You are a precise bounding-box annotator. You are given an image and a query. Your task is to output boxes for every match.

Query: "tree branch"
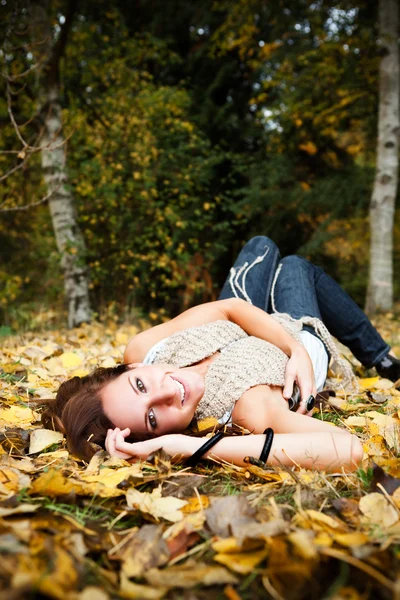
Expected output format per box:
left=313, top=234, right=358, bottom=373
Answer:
left=0, top=181, right=61, bottom=212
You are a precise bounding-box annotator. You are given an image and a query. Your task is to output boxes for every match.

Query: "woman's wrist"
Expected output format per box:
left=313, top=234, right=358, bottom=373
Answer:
left=160, top=434, right=202, bottom=458
left=288, top=340, right=305, bottom=357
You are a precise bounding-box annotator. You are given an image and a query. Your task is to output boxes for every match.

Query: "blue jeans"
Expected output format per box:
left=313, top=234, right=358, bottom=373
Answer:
left=218, top=236, right=390, bottom=368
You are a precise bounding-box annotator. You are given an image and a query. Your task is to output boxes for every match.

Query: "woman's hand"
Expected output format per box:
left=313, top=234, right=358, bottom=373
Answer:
left=105, top=427, right=195, bottom=460
left=283, top=344, right=317, bottom=414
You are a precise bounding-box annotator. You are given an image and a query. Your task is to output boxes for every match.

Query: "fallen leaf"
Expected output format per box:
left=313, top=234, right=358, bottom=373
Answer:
left=145, top=561, right=238, bottom=588
left=292, top=509, right=348, bottom=534
left=370, top=463, right=400, bottom=495
left=126, top=486, right=187, bottom=522
left=120, top=573, right=167, bottom=599
left=334, top=532, right=370, bottom=548
left=332, top=498, right=361, bottom=528
left=78, top=587, right=110, bottom=600
left=358, top=377, right=382, bottom=390
left=287, top=529, right=317, bottom=559
left=59, top=351, right=83, bottom=369
left=116, top=524, right=169, bottom=579
left=214, top=547, right=268, bottom=574
left=0, top=406, right=39, bottom=428
left=29, top=428, right=64, bottom=454
left=359, top=493, right=399, bottom=528
left=0, top=503, right=39, bottom=517
left=0, top=466, right=31, bottom=496
left=205, top=495, right=256, bottom=538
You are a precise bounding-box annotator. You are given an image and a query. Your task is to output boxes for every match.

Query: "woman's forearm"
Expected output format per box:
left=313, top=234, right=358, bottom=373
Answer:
left=221, top=298, right=302, bottom=356
left=172, top=432, right=363, bottom=473
left=107, top=428, right=363, bottom=473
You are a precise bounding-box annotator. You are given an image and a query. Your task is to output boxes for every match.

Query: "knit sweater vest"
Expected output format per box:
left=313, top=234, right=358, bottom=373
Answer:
left=144, top=314, right=353, bottom=421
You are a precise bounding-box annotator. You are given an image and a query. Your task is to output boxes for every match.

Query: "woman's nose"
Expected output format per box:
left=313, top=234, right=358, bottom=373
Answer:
left=150, top=376, right=176, bottom=406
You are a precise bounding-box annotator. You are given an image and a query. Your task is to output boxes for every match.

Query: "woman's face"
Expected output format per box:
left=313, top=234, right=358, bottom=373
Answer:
left=101, top=363, right=205, bottom=436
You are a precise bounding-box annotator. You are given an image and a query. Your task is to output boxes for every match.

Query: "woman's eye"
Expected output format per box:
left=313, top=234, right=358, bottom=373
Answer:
left=136, top=378, right=146, bottom=393
left=148, top=409, right=157, bottom=429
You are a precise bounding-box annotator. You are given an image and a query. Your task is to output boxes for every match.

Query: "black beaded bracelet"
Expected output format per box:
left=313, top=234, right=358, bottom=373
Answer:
left=259, top=428, right=274, bottom=464
left=186, top=431, right=225, bottom=467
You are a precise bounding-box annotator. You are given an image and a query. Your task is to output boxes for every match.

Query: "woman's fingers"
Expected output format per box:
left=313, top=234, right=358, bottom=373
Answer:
left=282, top=372, right=295, bottom=400
left=106, top=427, right=132, bottom=459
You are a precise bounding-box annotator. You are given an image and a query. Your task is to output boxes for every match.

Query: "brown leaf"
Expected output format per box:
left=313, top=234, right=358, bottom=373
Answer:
left=205, top=495, right=256, bottom=538
left=332, top=498, right=361, bottom=528
left=116, top=524, right=169, bottom=579
left=0, top=428, right=31, bottom=455
left=370, top=463, right=400, bottom=495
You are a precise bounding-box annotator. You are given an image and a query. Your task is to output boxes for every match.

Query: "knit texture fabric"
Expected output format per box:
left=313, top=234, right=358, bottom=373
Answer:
left=145, top=316, right=324, bottom=421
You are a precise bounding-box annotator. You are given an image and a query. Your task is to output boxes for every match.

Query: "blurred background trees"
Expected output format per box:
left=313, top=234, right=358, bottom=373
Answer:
left=0, top=0, right=399, bottom=329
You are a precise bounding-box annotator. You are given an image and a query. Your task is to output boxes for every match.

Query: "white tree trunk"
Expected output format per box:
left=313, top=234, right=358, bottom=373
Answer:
left=366, top=0, right=399, bottom=314
left=31, top=0, right=91, bottom=327
left=41, top=85, right=91, bottom=328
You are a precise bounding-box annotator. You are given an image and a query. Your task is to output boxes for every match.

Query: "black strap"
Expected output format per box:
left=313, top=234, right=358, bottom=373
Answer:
left=186, top=431, right=225, bottom=467
left=259, top=428, right=274, bottom=464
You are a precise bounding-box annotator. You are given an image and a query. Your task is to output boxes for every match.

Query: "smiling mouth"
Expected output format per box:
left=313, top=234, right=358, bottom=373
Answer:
left=172, top=378, right=186, bottom=405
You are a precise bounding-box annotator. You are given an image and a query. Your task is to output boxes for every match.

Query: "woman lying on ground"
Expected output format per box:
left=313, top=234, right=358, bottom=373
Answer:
left=43, top=237, right=400, bottom=473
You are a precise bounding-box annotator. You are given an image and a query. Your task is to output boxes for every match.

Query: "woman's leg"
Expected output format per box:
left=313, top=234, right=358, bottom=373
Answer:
left=273, top=255, right=390, bottom=368
left=218, top=236, right=281, bottom=311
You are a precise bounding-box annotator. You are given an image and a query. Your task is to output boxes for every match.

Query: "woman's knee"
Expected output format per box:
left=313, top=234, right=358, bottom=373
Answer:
left=280, top=255, right=309, bottom=269
left=242, top=236, right=279, bottom=257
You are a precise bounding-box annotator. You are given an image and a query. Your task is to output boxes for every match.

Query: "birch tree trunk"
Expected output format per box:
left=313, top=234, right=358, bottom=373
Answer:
left=31, top=0, right=91, bottom=328
left=365, top=0, right=399, bottom=314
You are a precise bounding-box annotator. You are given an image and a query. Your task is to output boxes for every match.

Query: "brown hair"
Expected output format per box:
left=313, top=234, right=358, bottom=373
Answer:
left=42, top=364, right=131, bottom=462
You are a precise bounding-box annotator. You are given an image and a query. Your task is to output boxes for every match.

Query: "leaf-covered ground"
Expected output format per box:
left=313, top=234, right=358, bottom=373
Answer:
left=1, top=312, right=400, bottom=600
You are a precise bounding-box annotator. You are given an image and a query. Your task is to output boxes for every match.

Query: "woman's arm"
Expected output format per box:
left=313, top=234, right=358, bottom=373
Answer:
left=124, top=298, right=316, bottom=400
left=105, top=427, right=363, bottom=473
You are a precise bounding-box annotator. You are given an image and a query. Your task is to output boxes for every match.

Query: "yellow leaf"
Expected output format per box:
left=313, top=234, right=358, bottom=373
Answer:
left=299, top=141, right=318, bottom=155
left=214, top=547, right=268, bottom=574
left=30, top=468, right=127, bottom=498
left=126, top=486, right=188, bottom=523
left=60, top=352, right=83, bottom=369
left=334, top=532, right=369, bottom=547
left=181, top=495, right=210, bottom=514
left=212, top=537, right=242, bottom=554
left=116, top=331, right=129, bottom=345
left=358, top=377, right=380, bottom=390
left=0, top=467, right=31, bottom=496
left=287, top=530, right=317, bottom=559
left=293, top=510, right=348, bottom=534
left=80, top=465, right=143, bottom=489
left=0, top=406, right=39, bottom=427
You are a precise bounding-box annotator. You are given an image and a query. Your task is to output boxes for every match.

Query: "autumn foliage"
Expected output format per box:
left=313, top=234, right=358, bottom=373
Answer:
left=1, top=1, right=399, bottom=328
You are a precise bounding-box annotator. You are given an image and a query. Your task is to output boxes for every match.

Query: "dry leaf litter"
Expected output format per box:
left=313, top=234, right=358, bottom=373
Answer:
left=0, top=313, right=400, bottom=599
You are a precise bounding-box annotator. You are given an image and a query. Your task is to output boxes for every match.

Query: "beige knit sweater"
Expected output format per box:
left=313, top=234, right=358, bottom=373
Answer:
left=144, top=315, right=352, bottom=421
